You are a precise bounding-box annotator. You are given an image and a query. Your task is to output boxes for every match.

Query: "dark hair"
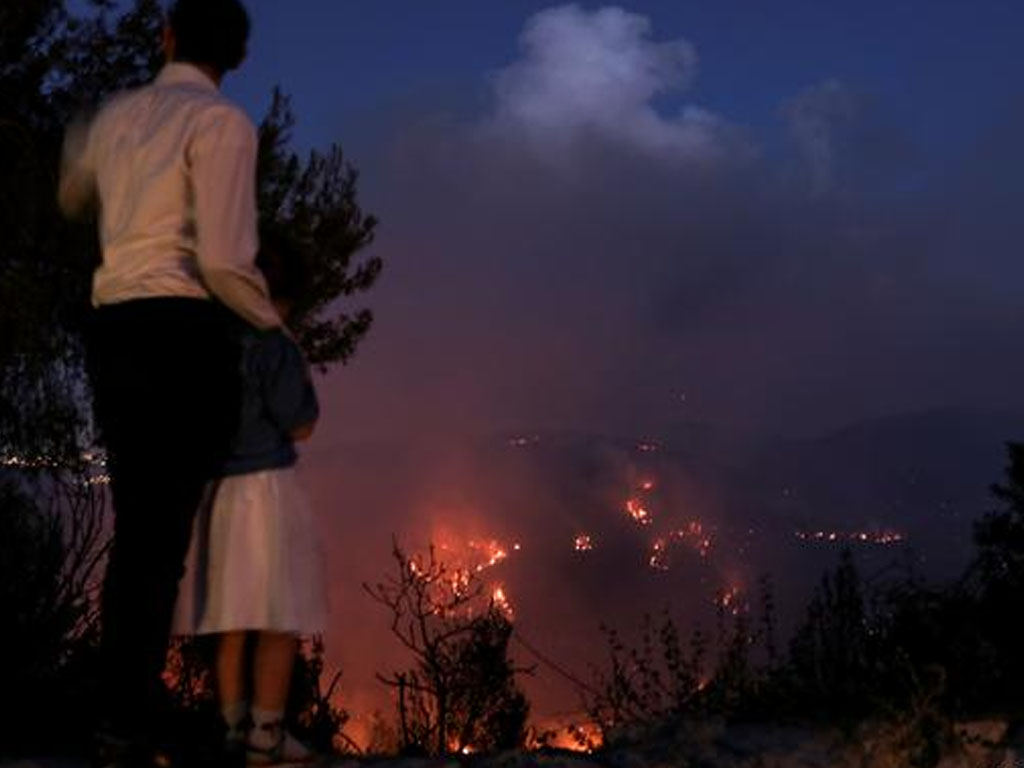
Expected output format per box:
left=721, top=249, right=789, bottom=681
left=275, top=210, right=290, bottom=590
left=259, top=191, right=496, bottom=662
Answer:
left=168, top=0, right=250, bottom=75
left=257, top=227, right=312, bottom=305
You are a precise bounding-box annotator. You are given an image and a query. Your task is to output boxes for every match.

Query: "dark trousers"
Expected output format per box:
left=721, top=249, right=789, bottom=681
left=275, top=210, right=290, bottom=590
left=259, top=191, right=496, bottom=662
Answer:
left=87, top=298, right=240, bottom=737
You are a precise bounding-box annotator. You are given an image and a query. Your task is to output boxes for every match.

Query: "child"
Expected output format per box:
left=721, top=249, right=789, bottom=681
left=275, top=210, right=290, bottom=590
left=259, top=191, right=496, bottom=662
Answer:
left=174, top=230, right=327, bottom=765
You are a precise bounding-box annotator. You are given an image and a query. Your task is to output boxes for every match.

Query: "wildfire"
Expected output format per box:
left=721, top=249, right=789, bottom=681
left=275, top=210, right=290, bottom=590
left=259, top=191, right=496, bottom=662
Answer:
left=574, top=534, right=593, bottom=552
left=636, top=518, right=717, bottom=571
left=668, top=522, right=713, bottom=559
left=433, top=533, right=519, bottom=576
left=622, top=467, right=717, bottom=569
left=468, top=538, right=509, bottom=571
left=447, top=568, right=473, bottom=599
left=716, top=585, right=746, bottom=616
left=491, top=585, right=513, bottom=619
left=411, top=528, right=526, bottom=624
left=625, top=498, right=652, bottom=526
left=527, top=720, right=603, bottom=753
left=648, top=537, right=669, bottom=571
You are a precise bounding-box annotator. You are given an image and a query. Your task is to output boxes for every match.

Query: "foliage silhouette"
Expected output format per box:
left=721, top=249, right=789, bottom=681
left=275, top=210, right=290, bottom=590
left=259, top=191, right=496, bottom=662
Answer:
left=588, top=441, right=1024, bottom=763
left=163, top=634, right=355, bottom=757
left=364, top=540, right=531, bottom=756
left=0, top=474, right=108, bottom=755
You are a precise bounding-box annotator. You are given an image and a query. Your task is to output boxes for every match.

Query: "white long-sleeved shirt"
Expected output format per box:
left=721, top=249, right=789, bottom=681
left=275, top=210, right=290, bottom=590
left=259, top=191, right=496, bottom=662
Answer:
left=59, top=62, right=280, bottom=330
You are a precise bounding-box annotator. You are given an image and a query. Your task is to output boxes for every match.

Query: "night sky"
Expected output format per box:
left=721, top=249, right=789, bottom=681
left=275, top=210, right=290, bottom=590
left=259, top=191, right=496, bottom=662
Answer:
left=197, top=0, right=1024, bottom=737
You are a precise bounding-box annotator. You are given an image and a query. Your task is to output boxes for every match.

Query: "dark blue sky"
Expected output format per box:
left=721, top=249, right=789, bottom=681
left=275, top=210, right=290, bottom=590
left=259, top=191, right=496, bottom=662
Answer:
left=227, top=0, right=1020, bottom=157
left=210, top=1, right=1024, bottom=441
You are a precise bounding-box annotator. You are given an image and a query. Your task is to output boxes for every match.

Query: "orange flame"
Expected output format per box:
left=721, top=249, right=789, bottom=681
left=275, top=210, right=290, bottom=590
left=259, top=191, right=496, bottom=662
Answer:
left=492, top=585, right=514, bottom=619
left=625, top=498, right=652, bottom=526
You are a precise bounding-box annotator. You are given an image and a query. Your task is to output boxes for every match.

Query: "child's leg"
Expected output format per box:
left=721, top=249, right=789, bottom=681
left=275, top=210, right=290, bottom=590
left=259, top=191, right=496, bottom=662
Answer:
left=216, top=631, right=248, bottom=740
left=252, top=631, right=298, bottom=712
left=249, top=632, right=315, bottom=761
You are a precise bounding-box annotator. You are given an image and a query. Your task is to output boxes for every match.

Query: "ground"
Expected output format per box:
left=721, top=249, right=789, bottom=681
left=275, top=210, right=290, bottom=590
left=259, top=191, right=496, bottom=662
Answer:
left=2, top=719, right=1021, bottom=768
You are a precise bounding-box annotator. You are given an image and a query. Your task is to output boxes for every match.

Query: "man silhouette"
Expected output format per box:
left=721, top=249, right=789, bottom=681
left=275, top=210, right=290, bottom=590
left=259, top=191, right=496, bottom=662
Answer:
left=59, top=1, right=279, bottom=764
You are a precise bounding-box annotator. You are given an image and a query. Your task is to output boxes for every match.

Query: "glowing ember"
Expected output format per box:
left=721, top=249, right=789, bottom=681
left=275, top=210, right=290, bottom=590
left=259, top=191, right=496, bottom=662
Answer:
left=418, top=532, right=523, bottom=619
left=528, top=720, right=603, bottom=753
left=625, top=498, right=652, bottom=526
left=715, top=585, right=746, bottom=616
left=639, top=479, right=655, bottom=492
left=664, top=522, right=714, bottom=559
left=492, top=585, right=514, bottom=619
left=636, top=441, right=659, bottom=453
left=648, top=537, right=669, bottom=571
left=448, top=568, right=472, bottom=598
left=528, top=720, right=598, bottom=753
left=574, top=534, right=593, bottom=552
left=468, top=538, right=509, bottom=571
left=435, top=534, right=519, bottom=575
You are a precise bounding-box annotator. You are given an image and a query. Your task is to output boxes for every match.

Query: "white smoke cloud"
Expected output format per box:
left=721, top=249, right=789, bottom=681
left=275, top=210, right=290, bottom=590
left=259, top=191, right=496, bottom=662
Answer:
left=486, top=4, right=736, bottom=161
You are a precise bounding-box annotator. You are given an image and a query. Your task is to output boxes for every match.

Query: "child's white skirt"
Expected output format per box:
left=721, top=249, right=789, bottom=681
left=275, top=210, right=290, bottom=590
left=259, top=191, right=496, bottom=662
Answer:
left=173, top=467, right=327, bottom=635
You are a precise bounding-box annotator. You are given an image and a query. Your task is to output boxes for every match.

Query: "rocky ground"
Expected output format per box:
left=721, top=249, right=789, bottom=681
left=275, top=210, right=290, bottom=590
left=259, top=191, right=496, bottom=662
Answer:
left=3, top=718, right=1020, bottom=768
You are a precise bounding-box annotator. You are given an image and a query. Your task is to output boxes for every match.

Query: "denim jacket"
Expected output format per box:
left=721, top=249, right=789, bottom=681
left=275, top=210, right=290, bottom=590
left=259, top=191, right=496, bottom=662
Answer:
left=221, top=326, right=318, bottom=476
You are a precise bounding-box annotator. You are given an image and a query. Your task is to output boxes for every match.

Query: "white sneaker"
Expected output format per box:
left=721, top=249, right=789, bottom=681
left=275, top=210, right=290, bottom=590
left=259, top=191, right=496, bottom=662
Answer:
left=246, top=724, right=316, bottom=766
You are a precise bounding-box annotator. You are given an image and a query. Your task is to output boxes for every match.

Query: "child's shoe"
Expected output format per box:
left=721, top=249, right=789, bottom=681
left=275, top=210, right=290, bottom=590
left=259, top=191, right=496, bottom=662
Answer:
left=246, top=721, right=316, bottom=766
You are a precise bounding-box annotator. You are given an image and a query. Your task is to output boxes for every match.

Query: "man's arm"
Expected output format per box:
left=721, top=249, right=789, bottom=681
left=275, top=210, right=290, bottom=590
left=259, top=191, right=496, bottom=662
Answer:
left=58, top=113, right=97, bottom=219
left=190, top=106, right=281, bottom=330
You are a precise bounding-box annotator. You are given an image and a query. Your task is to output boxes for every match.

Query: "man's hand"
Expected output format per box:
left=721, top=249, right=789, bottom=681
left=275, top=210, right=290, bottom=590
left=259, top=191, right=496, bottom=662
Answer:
left=291, top=422, right=316, bottom=442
